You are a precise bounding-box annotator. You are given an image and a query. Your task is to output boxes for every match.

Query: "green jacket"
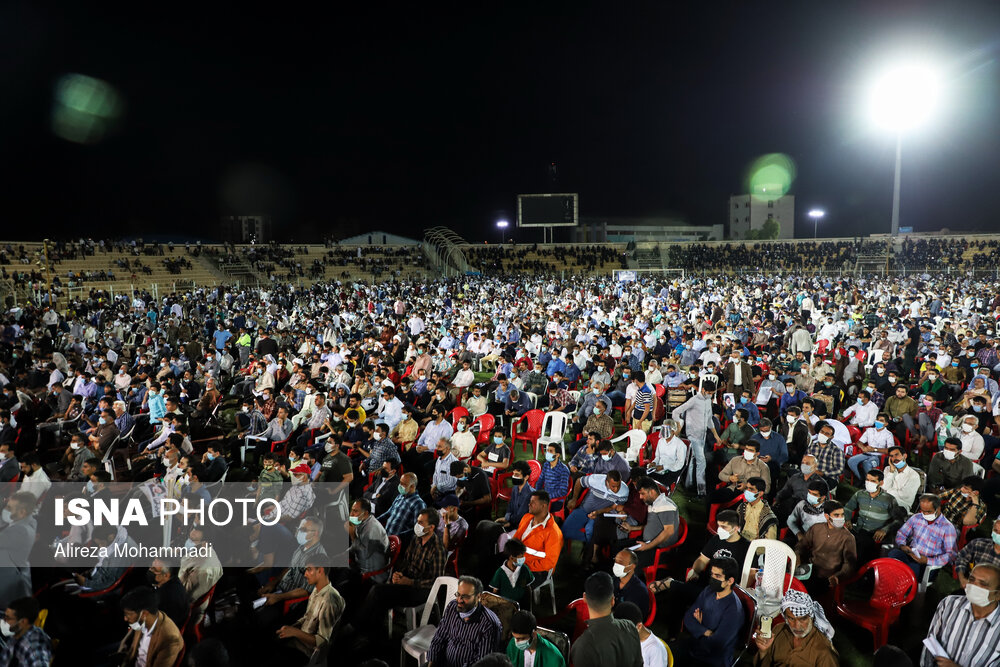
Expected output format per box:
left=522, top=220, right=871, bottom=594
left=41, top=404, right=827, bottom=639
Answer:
left=506, top=635, right=565, bottom=667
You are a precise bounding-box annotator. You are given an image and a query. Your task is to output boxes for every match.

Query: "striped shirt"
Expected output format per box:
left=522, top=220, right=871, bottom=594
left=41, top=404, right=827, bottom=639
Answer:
left=631, top=384, right=654, bottom=419
left=844, top=489, right=905, bottom=534
left=895, top=513, right=957, bottom=567
left=921, top=594, right=1000, bottom=666
left=427, top=601, right=502, bottom=667
left=580, top=473, right=630, bottom=511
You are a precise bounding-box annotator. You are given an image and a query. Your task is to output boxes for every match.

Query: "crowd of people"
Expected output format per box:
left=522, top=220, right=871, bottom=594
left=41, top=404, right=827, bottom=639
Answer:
left=1, top=243, right=1000, bottom=665
left=465, top=244, right=629, bottom=275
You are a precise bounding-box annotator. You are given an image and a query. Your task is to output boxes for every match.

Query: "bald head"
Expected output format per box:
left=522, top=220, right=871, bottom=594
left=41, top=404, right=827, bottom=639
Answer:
left=400, top=472, right=418, bottom=493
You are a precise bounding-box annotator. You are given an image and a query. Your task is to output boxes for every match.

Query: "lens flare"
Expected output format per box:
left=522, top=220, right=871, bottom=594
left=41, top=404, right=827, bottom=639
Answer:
left=747, top=153, right=796, bottom=201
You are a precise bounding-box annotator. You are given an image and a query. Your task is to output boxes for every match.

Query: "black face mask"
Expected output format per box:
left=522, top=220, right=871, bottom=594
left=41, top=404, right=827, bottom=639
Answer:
left=708, top=577, right=725, bottom=593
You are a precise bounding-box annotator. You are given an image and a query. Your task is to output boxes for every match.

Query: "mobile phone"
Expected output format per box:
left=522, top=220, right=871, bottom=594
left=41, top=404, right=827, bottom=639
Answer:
left=759, top=615, right=772, bottom=639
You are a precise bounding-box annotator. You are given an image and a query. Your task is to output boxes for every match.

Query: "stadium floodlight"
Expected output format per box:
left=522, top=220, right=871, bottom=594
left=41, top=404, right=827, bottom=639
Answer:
left=496, top=219, right=509, bottom=244
left=808, top=209, right=825, bottom=239
left=867, top=62, right=943, bottom=236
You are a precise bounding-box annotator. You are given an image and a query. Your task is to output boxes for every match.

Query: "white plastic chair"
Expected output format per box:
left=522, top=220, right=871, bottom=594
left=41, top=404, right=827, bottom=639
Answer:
left=536, top=412, right=571, bottom=459
left=532, top=568, right=557, bottom=616
left=399, top=576, right=460, bottom=665
left=740, top=539, right=796, bottom=618
left=611, top=429, right=647, bottom=464
left=525, top=392, right=539, bottom=409
left=918, top=564, right=944, bottom=594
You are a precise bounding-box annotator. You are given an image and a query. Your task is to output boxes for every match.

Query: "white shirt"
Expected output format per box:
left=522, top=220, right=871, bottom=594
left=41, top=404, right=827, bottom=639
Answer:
left=377, top=396, right=404, bottom=430
left=843, top=400, right=878, bottom=427
left=652, top=436, right=686, bottom=472
left=453, top=368, right=475, bottom=388
left=21, top=468, right=51, bottom=500
left=859, top=426, right=894, bottom=450
left=958, top=428, right=985, bottom=461
left=882, top=464, right=921, bottom=509
left=137, top=617, right=158, bottom=667
left=640, top=633, right=670, bottom=667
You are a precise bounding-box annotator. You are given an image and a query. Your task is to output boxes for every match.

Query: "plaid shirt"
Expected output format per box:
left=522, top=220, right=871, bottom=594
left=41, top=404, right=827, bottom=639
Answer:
left=955, top=537, right=1000, bottom=577
left=247, top=409, right=268, bottom=436
left=539, top=460, right=571, bottom=498
left=399, top=531, right=447, bottom=589
left=940, top=487, right=987, bottom=531
left=364, top=437, right=401, bottom=473
left=548, top=388, right=574, bottom=410
left=895, top=512, right=957, bottom=566
left=279, top=484, right=316, bottom=521
left=0, top=626, right=53, bottom=667
left=380, top=491, right=426, bottom=537
left=569, top=448, right=596, bottom=473
left=806, top=441, right=846, bottom=478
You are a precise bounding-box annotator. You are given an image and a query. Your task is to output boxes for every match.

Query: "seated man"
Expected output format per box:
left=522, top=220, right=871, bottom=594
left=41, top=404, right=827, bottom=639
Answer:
left=271, top=559, right=345, bottom=666
left=753, top=589, right=838, bottom=666
left=619, top=477, right=679, bottom=569
left=669, top=556, right=743, bottom=667
left=711, top=441, right=770, bottom=505
left=805, top=422, right=845, bottom=491
left=846, top=413, right=894, bottom=481
left=793, top=500, right=857, bottom=598
left=590, top=439, right=631, bottom=481
left=736, top=477, right=777, bottom=542
left=476, top=428, right=512, bottom=475
left=146, top=558, right=190, bottom=629
left=453, top=460, right=492, bottom=523
left=496, top=460, right=534, bottom=531
left=714, top=408, right=755, bottom=466
left=347, top=498, right=389, bottom=584
left=255, top=517, right=328, bottom=626
left=611, top=549, right=649, bottom=620
left=427, top=575, right=502, bottom=667
left=844, top=469, right=906, bottom=565
left=355, top=508, right=446, bottom=641
left=563, top=471, right=629, bottom=556
left=74, top=524, right=137, bottom=591
left=117, top=587, right=183, bottom=667
left=882, top=446, right=921, bottom=511
left=512, top=491, right=564, bottom=588
left=955, top=517, right=1000, bottom=588
left=0, top=596, right=54, bottom=666
left=922, top=563, right=1000, bottom=667
left=538, top=443, right=571, bottom=504
left=927, top=437, right=974, bottom=493
left=773, top=454, right=821, bottom=524
left=939, top=475, right=987, bottom=531
left=889, top=493, right=958, bottom=579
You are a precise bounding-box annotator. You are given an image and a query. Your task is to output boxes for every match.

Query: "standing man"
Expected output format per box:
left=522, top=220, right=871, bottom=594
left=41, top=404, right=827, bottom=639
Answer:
left=673, top=381, right=720, bottom=498
left=569, top=572, right=643, bottom=667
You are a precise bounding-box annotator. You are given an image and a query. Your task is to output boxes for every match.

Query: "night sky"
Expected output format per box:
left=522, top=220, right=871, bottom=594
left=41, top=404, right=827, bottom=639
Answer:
left=3, top=2, right=999, bottom=242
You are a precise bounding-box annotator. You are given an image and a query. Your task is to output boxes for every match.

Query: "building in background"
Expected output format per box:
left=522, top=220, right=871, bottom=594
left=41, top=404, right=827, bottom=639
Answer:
left=574, top=217, right=724, bottom=243
left=728, top=195, right=794, bottom=239
left=221, top=215, right=272, bottom=243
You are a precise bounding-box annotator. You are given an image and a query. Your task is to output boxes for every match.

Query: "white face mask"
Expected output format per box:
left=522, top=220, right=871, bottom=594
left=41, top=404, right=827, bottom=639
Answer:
left=743, top=450, right=755, bottom=461
left=716, top=526, right=732, bottom=541
left=0, top=620, right=13, bottom=638
left=864, top=481, right=879, bottom=494
left=611, top=563, right=630, bottom=578
left=962, top=423, right=976, bottom=433
left=413, top=522, right=426, bottom=537
left=922, top=512, right=937, bottom=522
left=830, top=517, right=846, bottom=528
left=966, top=583, right=996, bottom=607
left=786, top=415, right=796, bottom=424
left=943, top=449, right=958, bottom=460
left=759, top=430, right=771, bottom=439
left=817, top=434, right=830, bottom=444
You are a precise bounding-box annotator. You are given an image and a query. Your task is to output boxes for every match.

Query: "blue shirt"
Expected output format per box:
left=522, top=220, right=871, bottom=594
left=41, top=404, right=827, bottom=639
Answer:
left=538, top=461, right=570, bottom=499
left=504, top=482, right=534, bottom=525
left=779, top=389, right=807, bottom=415
left=726, top=401, right=760, bottom=426
left=545, top=358, right=566, bottom=378
left=147, top=392, right=167, bottom=423
left=213, top=329, right=233, bottom=350
left=683, top=585, right=744, bottom=666
left=751, top=431, right=789, bottom=466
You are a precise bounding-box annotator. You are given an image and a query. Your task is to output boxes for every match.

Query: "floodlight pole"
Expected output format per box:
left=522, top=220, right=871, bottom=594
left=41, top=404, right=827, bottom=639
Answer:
left=43, top=238, right=53, bottom=307
left=890, top=134, right=902, bottom=237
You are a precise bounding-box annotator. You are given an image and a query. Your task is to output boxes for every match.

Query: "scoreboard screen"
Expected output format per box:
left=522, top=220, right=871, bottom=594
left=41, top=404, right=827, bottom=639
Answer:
left=517, top=193, right=578, bottom=227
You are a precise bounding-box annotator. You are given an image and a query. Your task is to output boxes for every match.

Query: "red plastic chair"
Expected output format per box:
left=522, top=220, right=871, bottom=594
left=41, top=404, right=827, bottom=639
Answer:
left=566, top=598, right=590, bottom=641
left=707, top=485, right=742, bottom=535
left=654, top=384, right=666, bottom=401
left=187, top=583, right=217, bottom=641
left=269, top=433, right=293, bottom=458
left=78, top=567, right=134, bottom=599
left=472, top=413, right=495, bottom=447
left=846, top=425, right=862, bottom=443
left=645, top=585, right=657, bottom=627
left=446, top=406, right=469, bottom=429
left=643, top=517, right=688, bottom=584
left=548, top=476, right=575, bottom=521
left=834, top=557, right=917, bottom=651
left=526, top=459, right=542, bottom=487
left=492, top=470, right=515, bottom=514
left=732, top=585, right=758, bottom=658
left=959, top=520, right=981, bottom=550
left=363, top=535, right=402, bottom=581
left=511, top=409, right=545, bottom=454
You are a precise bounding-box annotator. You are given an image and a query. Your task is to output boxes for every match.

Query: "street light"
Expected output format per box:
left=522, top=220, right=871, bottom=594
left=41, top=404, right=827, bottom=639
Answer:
left=868, top=62, right=943, bottom=236
left=496, top=219, right=509, bottom=244
left=808, top=209, right=825, bottom=239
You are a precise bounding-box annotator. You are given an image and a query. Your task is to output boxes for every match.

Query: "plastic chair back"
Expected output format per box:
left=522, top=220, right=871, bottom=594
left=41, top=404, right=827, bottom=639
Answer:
left=740, top=539, right=796, bottom=614
left=536, top=627, right=570, bottom=664
left=538, top=411, right=570, bottom=443
left=479, top=591, right=519, bottom=643
left=447, top=406, right=469, bottom=428
left=870, top=558, right=918, bottom=613
left=566, top=598, right=590, bottom=640
left=419, top=576, right=460, bottom=627
left=732, top=585, right=757, bottom=662
left=526, top=460, right=542, bottom=487
left=473, top=414, right=495, bottom=445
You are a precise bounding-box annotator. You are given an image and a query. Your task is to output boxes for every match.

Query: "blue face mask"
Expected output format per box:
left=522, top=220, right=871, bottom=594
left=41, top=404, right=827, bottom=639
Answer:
left=86, top=480, right=95, bottom=494
left=545, top=452, right=556, bottom=462
left=874, top=421, right=884, bottom=429
left=206, top=453, right=215, bottom=461
left=857, top=398, right=864, bottom=406
left=807, top=494, right=821, bottom=505
left=743, top=490, right=757, bottom=503
left=952, top=361, right=959, bottom=367
left=739, top=397, right=748, bottom=404
left=993, top=531, right=1000, bottom=547
left=974, top=405, right=984, bottom=413
left=98, top=417, right=107, bottom=425
left=493, top=436, right=504, bottom=445
left=893, top=459, right=906, bottom=470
